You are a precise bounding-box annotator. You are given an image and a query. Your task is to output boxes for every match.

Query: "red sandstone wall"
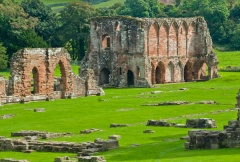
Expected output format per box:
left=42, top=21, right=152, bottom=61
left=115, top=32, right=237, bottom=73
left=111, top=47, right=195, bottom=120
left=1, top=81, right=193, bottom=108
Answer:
left=159, top=24, right=168, bottom=57
left=0, top=77, right=6, bottom=96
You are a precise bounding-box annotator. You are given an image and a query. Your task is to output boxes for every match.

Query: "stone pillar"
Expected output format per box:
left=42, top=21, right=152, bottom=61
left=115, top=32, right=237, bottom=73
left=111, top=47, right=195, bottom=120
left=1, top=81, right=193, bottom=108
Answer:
left=0, top=77, right=6, bottom=96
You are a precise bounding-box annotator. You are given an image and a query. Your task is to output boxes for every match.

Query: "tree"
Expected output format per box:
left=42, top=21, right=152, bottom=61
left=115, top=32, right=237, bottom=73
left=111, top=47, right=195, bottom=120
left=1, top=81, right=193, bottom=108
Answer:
left=58, top=1, right=95, bottom=61
left=118, top=0, right=164, bottom=18
left=0, top=0, right=38, bottom=59
left=0, top=42, right=7, bottom=70
left=21, top=0, right=60, bottom=46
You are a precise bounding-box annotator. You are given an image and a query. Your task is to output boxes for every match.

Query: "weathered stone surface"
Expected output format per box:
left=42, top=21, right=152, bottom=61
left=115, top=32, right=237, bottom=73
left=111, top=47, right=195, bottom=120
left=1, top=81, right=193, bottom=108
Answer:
left=184, top=95, right=240, bottom=150
left=1, top=48, right=103, bottom=105
left=147, top=120, right=174, bottom=127
left=0, top=158, right=29, bottom=162
left=54, top=156, right=75, bottom=162
left=34, top=108, right=45, bottom=112
left=197, top=101, right=216, bottom=104
left=186, top=118, right=217, bottom=128
left=110, top=124, right=129, bottom=128
left=78, top=156, right=106, bottom=162
left=82, top=16, right=219, bottom=88
left=143, top=130, right=155, bottom=133
left=158, top=101, right=189, bottom=106
left=11, top=130, right=73, bottom=139
left=108, top=135, right=121, bottom=140
left=0, top=114, right=15, bottom=119
left=0, top=137, right=119, bottom=154
left=80, top=128, right=102, bottom=134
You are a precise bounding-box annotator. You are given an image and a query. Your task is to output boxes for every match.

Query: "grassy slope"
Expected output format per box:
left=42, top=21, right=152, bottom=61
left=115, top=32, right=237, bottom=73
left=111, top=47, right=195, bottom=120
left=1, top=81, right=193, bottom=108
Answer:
left=0, top=51, right=240, bottom=161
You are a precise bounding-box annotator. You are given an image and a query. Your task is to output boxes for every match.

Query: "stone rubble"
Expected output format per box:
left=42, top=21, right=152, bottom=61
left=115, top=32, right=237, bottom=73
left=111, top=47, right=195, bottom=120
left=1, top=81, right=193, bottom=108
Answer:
left=80, top=128, right=102, bottom=134
left=11, top=130, right=73, bottom=139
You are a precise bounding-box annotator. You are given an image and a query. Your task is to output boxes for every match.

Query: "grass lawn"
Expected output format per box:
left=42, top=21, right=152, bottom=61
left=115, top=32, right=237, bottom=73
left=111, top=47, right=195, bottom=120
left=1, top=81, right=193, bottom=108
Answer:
left=0, top=71, right=240, bottom=161
left=0, top=51, right=240, bottom=161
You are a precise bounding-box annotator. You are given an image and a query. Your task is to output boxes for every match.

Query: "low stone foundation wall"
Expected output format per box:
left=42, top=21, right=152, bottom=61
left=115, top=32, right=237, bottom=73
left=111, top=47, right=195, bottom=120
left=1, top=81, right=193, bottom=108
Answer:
left=185, top=109, right=240, bottom=150
left=0, top=137, right=119, bottom=154
left=0, top=159, right=29, bottom=162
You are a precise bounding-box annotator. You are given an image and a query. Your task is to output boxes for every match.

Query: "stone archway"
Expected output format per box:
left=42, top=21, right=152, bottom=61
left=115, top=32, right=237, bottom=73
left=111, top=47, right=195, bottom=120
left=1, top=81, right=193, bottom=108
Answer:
left=196, top=61, right=209, bottom=80
left=31, top=67, right=39, bottom=94
left=127, top=70, right=134, bottom=86
left=184, top=61, right=193, bottom=82
left=53, top=60, right=67, bottom=92
left=155, top=62, right=165, bottom=84
left=100, top=68, right=110, bottom=85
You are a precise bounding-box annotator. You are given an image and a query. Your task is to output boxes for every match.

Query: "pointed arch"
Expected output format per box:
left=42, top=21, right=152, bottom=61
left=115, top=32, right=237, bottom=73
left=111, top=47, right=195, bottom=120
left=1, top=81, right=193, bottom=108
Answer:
left=169, top=22, right=178, bottom=56
left=166, top=62, right=174, bottom=82
left=195, top=60, right=209, bottom=80
left=31, top=67, right=40, bottom=94
left=178, top=21, right=187, bottom=56
left=148, top=22, right=159, bottom=56
left=187, top=21, right=196, bottom=56
left=53, top=60, right=67, bottom=93
left=100, top=68, right=110, bottom=85
left=159, top=22, right=168, bottom=57
left=127, top=70, right=134, bottom=86
left=184, top=61, right=194, bottom=82
left=155, top=61, right=165, bottom=84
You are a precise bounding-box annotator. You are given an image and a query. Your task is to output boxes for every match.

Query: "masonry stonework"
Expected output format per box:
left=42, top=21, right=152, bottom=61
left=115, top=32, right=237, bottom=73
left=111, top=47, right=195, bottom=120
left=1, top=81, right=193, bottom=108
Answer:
left=82, top=16, right=219, bottom=87
left=0, top=48, right=103, bottom=104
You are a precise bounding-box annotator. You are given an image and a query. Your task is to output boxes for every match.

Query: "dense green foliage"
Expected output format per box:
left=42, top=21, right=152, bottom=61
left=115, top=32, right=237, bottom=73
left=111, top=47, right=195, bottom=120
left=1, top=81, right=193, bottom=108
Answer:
left=0, top=43, right=7, bottom=70
left=0, top=0, right=240, bottom=66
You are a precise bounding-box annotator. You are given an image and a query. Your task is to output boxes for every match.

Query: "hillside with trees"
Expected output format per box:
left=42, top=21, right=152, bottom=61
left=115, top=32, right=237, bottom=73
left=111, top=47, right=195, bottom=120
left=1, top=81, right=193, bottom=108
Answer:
left=0, top=0, right=240, bottom=70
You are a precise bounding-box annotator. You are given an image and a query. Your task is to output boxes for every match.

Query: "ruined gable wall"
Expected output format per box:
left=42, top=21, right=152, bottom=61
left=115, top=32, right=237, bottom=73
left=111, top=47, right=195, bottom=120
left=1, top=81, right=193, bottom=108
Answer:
left=86, top=16, right=218, bottom=87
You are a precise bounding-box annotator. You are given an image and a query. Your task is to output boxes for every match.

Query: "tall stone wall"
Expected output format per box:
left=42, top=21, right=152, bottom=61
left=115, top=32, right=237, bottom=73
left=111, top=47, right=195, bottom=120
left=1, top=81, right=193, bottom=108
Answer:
left=82, top=16, right=219, bottom=87
left=1, top=48, right=103, bottom=104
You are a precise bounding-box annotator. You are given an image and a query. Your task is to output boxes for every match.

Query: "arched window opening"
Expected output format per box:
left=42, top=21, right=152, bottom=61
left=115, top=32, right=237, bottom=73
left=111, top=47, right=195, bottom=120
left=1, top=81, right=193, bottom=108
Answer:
left=100, top=68, right=110, bottom=85
left=136, top=66, right=140, bottom=78
left=118, top=67, right=122, bottom=76
left=53, top=61, right=67, bottom=92
left=102, top=34, right=111, bottom=49
left=127, top=70, right=134, bottom=86
left=31, top=67, right=39, bottom=94
left=115, top=21, right=120, bottom=31
left=94, top=22, right=98, bottom=30
left=197, top=61, right=209, bottom=80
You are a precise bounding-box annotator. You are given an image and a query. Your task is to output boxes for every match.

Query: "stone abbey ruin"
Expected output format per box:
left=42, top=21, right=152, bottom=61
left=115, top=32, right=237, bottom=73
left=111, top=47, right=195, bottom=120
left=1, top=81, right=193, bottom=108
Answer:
left=82, top=16, right=219, bottom=87
left=0, top=16, right=218, bottom=103
left=0, top=48, right=103, bottom=105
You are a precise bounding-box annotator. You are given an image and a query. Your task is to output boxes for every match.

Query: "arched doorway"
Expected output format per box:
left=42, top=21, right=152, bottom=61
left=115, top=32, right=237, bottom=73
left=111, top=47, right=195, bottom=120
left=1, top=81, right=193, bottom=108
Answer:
left=100, top=68, right=110, bottom=85
left=127, top=70, right=134, bottom=86
left=196, top=61, right=209, bottom=80
left=155, top=62, right=165, bottom=84
left=184, top=61, right=193, bottom=82
left=53, top=61, right=67, bottom=93
left=31, top=67, right=39, bottom=94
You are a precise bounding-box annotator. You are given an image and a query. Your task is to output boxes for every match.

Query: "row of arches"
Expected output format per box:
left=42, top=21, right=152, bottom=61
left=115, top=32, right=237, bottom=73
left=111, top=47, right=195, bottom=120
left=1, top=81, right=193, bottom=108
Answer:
left=148, top=21, right=202, bottom=57
left=152, top=61, right=209, bottom=84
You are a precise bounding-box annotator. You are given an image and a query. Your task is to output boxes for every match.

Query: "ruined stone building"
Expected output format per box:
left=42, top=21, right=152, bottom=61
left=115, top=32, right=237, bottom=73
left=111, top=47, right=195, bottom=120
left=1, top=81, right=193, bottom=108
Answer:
left=0, top=48, right=103, bottom=105
left=82, top=16, right=219, bottom=87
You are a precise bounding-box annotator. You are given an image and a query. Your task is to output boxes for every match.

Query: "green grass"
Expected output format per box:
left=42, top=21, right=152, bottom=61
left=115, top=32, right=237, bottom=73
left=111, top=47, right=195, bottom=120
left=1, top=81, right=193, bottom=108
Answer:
left=1, top=71, right=240, bottom=161
left=214, top=49, right=240, bottom=69
left=1, top=51, right=240, bottom=161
